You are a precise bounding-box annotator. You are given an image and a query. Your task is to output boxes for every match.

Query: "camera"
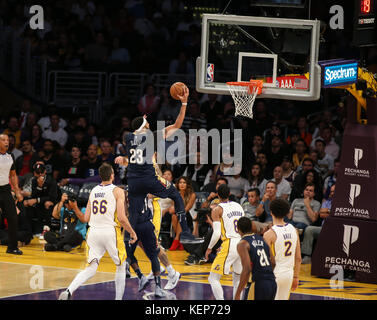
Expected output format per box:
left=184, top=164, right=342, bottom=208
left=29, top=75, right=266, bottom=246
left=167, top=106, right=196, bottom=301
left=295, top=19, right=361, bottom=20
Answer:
left=64, top=194, right=77, bottom=204
left=33, top=163, right=46, bottom=174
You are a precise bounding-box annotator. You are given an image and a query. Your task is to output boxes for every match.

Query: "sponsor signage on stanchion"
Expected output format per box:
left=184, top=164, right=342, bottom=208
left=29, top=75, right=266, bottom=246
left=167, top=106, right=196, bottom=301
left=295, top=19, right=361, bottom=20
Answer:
left=319, top=59, right=358, bottom=88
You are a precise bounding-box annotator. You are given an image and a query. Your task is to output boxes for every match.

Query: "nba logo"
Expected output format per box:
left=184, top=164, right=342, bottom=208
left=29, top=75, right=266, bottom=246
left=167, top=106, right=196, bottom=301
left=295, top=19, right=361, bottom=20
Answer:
left=206, top=63, right=214, bottom=82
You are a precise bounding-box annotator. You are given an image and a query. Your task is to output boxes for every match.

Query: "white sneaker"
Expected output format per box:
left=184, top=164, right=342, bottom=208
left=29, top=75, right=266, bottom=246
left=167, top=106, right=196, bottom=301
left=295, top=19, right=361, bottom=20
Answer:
left=146, top=265, right=166, bottom=281
left=164, top=271, right=181, bottom=290
left=155, top=286, right=166, bottom=298
left=58, top=289, right=71, bottom=300
left=138, top=275, right=149, bottom=292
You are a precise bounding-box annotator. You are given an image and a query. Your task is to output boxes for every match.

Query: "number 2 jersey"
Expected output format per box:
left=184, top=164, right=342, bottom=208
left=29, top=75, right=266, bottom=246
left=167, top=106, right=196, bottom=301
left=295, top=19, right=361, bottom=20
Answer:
left=271, top=223, right=298, bottom=275
left=88, top=183, right=120, bottom=228
left=243, top=234, right=275, bottom=282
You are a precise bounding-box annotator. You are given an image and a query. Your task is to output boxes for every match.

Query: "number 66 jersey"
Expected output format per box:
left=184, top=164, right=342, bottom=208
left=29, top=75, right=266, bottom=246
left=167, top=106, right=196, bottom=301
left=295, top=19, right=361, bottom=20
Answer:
left=88, top=184, right=119, bottom=228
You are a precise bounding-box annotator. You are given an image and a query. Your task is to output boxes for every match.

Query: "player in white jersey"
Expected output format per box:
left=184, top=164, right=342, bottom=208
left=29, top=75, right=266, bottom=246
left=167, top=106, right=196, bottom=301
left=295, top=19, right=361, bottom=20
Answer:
left=205, top=184, right=245, bottom=300
left=263, top=198, right=301, bottom=300
left=59, top=163, right=137, bottom=300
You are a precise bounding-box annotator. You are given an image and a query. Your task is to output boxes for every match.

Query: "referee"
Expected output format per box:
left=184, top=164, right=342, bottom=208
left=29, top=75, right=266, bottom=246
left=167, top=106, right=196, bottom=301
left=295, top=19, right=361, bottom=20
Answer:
left=0, top=134, right=23, bottom=254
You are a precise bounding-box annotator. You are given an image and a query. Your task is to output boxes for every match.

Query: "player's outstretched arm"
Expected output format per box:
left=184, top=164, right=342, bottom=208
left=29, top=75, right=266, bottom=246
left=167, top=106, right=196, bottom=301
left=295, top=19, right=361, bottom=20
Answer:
left=114, top=187, right=137, bottom=244
left=114, top=155, right=129, bottom=167
left=235, top=240, right=252, bottom=300
left=164, top=85, right=189, bottom=139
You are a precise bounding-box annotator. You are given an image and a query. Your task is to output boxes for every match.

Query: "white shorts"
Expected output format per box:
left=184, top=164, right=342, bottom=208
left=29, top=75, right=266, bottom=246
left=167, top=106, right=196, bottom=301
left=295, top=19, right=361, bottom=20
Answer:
left=86, top=226, right=126, bottom=266
left=211, top=238, right=242, bottom=275
left=274, top=270, right=293, bottom=300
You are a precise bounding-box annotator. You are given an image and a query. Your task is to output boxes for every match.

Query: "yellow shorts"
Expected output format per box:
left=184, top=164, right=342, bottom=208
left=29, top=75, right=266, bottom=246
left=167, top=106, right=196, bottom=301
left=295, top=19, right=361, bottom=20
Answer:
left=210, top=238, right=242, bottom=275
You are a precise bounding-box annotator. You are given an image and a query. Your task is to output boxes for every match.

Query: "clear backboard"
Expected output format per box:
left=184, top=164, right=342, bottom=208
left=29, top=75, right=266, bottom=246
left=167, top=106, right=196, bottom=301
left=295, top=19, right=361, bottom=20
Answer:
left=196, top=14, right=322, bottom=101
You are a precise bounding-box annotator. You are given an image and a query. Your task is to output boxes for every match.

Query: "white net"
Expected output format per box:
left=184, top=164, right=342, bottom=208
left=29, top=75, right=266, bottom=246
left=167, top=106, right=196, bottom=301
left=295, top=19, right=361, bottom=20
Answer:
left=227, top=82, right=261, bottom=119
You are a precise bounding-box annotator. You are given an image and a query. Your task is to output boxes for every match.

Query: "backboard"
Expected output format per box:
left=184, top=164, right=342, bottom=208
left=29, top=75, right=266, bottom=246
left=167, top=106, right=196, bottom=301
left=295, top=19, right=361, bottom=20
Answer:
left=196, top=14, right=322, bottom=101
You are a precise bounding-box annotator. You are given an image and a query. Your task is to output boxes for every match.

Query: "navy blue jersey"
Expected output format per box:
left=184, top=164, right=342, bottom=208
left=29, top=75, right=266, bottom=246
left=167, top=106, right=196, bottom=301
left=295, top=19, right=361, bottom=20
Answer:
left=243, top=234, right=275, bottom=282
left=125, top=132, right=157, bottom=178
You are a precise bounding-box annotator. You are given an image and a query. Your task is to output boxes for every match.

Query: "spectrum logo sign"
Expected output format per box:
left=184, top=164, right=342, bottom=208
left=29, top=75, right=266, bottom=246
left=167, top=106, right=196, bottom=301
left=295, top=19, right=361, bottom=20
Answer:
left=319, top=59, right=358, bottom=88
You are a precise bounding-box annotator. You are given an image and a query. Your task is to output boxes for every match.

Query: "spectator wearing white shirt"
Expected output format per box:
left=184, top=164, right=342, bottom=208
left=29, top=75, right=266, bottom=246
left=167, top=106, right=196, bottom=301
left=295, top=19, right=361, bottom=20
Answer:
left=38, top=106, right=67, bottom=132
left=272, top=166, right=291, bottom=201
left=311, top=126, right=340, bottom=160
left=42, top=113, right=68, bottom=148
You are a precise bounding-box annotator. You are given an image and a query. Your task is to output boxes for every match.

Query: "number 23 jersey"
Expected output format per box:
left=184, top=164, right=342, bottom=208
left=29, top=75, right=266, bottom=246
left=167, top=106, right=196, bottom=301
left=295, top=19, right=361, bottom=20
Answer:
left=271, top=223, right=298, bottom=274
left=88, top=184, right=119, bottom=228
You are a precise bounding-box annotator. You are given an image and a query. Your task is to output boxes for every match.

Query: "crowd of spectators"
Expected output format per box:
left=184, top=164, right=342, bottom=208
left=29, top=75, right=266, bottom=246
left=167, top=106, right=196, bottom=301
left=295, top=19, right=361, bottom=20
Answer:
left=0, top=0, right=360, bottom=263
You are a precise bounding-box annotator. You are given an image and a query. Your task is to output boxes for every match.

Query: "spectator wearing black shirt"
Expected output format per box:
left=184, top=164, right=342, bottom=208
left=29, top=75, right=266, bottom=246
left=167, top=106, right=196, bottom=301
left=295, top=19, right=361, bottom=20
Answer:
left=39, top=139, right=61, bottom=181
left=30, top=124, right=45, bottom=152
left=23, top=163, right=58, bottom=236
left=81, top=144, right=102, bottom=178
left=265, top=135, right=288, bottom=175
left=61, top=145, right=86, bottom=180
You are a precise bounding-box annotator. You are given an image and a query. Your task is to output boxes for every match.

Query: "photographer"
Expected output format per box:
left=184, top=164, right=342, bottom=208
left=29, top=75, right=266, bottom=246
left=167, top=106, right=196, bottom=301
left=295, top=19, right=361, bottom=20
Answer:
left=44, top=193, right=87, bottom=252
left=23, top=163, right=58, bottom=237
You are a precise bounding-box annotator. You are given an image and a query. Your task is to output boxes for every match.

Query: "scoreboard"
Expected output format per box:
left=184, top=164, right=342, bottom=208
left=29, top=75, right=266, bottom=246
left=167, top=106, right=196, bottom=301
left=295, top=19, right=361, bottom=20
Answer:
left=353, top=0, right=377, bottom=46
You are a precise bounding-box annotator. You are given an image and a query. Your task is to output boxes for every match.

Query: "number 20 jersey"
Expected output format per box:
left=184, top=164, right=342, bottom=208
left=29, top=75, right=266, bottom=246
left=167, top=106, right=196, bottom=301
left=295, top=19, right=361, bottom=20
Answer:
left=271, top=223, right=298, bottom=274
left=88, top=184, right=119, bottom=228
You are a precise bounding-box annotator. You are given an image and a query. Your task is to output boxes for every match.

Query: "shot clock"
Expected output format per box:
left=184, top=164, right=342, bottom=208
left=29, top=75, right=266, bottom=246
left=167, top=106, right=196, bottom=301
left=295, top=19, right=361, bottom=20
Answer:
left=353, top=0, right=377, bottom=46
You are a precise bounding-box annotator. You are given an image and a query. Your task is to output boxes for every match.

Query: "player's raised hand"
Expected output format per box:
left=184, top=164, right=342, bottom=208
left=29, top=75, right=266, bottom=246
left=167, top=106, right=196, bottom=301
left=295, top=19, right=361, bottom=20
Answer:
left=115, top=156, right=126, bottom=165
left=177, top=85, right=189, bottom=104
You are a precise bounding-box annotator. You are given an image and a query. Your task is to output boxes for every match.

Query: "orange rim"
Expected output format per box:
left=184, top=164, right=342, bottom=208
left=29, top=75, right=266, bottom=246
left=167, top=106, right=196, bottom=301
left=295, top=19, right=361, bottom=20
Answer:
left=226, top=80, right=263, bottom=94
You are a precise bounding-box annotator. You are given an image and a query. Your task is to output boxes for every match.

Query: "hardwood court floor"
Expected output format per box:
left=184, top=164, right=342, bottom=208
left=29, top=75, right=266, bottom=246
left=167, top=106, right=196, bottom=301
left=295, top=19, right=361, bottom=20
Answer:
left=0, top=238, right=376, bottom=300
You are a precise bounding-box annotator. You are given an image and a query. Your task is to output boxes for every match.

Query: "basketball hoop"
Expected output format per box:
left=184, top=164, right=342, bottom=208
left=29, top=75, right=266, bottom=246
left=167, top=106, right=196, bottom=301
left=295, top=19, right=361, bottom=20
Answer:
left=227, top=80, right=263, bottom=119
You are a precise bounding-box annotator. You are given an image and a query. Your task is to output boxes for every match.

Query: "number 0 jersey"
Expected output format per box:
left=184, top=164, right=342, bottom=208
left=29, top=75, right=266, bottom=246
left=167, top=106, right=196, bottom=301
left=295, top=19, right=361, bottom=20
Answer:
left=271, top=223, right=298, bottom=274
left=218, top=201, right=245, bottom=240
left=88, top=184, right=119, bottom=228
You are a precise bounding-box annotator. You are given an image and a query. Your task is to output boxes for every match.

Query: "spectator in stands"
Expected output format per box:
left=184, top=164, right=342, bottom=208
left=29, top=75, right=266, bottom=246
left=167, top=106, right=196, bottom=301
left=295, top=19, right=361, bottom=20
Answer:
left=181, top=101, right=207, bottom=133
left=292, top=138, right=309, bottom=171
left=281, top=156, right=295, bottom=187
left=265, top=135, right=288, bottom=174
left=107, top=36, right=130, bottom=67
left=169, top=51, right=194, bottom=74
left=253, top=100, right=274, bottom=135
left=290, top=157, right=315, bottom=202
left=272, top=166, right=291, bottom=201
left=137, top=83, right=160, bottom=116
left=247, top=162, right=268, bottom=196
left=15, top=139, right=40, bottom=177
left=323, top=158, right=340, bottom=200
left=287, top=116, right=312, bottom=147
left=18, top=99, right=33, bottom=129
left=98, top=139, right=116, bottom=168
left=285, top=129, right=300, bottom=158
left=256, top=150, right=272, bottom=180
left=182, top=151, right=211, bottom=191
left=200, top=94, right=224, bottom=127
left=38, top=105, right=67, bottom=132
left=81, top=144, right=102, bottom=178
left=84, top=31, right=108, bottom=69
left=301, top=184, right=335, bottom=264
left=39, top=139, right=60, bottom=181
left=23, top=163, right=58, bottom=237
left=20, top=112, right=39, bottom=142
left=2, top=116, right=21, bottom=148
left=254, top=180, right=278, bottom=233
left=65, top=127, right=90, bottom=154
left=251, top=134, right=264, bottom=161
left=7, top=134, right=22, bottom=160
left=242, top=188, right=260, bottom=221
left=30, top=124, right=45, bottom=152
left=201, top=177, right=237, bottom=207
left=287, top=182, right=321, bottom=236
left=60, top=145, right=85, bottom=182
left=42, top=112, right=68, bottom=148
left=157, top=99, right=181, bottom=122
left=86, top=124, right=99, bottom=146
left=311, top=126, right=340, bottom=160
left=226, top=163, right=249, bottom=201
left=315, top=138, right=334, bottom=179
left=44, top=193, right=87, bottom=252
left=169, top=177, right=196, bottom=251
left=211, top=153, right=235, bottom=180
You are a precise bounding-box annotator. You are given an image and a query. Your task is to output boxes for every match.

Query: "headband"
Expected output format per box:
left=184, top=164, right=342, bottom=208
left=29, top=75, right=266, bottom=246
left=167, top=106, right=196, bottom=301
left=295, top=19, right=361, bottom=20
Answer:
left=135, top=117, right=147, bottom=132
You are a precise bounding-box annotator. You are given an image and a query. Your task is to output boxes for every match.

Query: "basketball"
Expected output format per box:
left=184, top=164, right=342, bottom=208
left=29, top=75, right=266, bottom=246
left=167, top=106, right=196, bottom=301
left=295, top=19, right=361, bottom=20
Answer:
left=170, top=82, right=187, bottom=100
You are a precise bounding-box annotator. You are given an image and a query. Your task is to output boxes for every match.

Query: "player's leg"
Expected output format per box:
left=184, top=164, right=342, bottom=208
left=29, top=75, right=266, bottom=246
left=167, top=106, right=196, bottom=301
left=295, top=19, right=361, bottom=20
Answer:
left=254, top=279, right=277, bottom=300
left=229, top=239, right=242, bottom=299
left=106, top=226, right=128, bottom=300
left=159, top=246, right=181, bottom=290
left=274, top=272, right=293, bottom=300
left=59, top=228, right=104, bottom=299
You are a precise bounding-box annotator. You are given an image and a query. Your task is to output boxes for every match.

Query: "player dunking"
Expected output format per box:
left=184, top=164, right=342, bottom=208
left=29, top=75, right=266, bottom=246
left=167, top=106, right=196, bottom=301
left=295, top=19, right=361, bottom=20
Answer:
left=59, top=163, right=137, bottom=300
left=205, top=184, right=245, bottom=300
left=263, top=198, right=301, bottom=300
left=235, top=217, right=277, bottom=300
left=115, top=85, right=202, bottom=244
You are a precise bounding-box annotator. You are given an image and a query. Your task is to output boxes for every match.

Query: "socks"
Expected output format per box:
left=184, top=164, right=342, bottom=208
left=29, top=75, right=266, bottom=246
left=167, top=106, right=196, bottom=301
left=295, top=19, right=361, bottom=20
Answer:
left=232, top=273, right=241, bottom=300
left=115, top=264, right=126, bottom=300
left=208, top=272, right=224, bottom=300
left=154, top=275, right=162, bottom=288
left=135, top=269, right=143, bottom=279
left=166, top=265, right=175, bottom=277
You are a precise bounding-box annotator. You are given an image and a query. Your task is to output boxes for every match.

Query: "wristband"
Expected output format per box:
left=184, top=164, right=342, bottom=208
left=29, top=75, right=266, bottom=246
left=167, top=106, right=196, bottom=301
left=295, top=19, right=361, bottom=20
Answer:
left=182, top=102, right=187, bottom=106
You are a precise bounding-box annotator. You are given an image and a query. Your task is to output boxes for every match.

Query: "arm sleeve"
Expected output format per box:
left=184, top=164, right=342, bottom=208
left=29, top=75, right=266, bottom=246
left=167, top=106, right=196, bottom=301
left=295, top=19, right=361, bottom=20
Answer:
left=208, top=221, right=222, bottom=250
